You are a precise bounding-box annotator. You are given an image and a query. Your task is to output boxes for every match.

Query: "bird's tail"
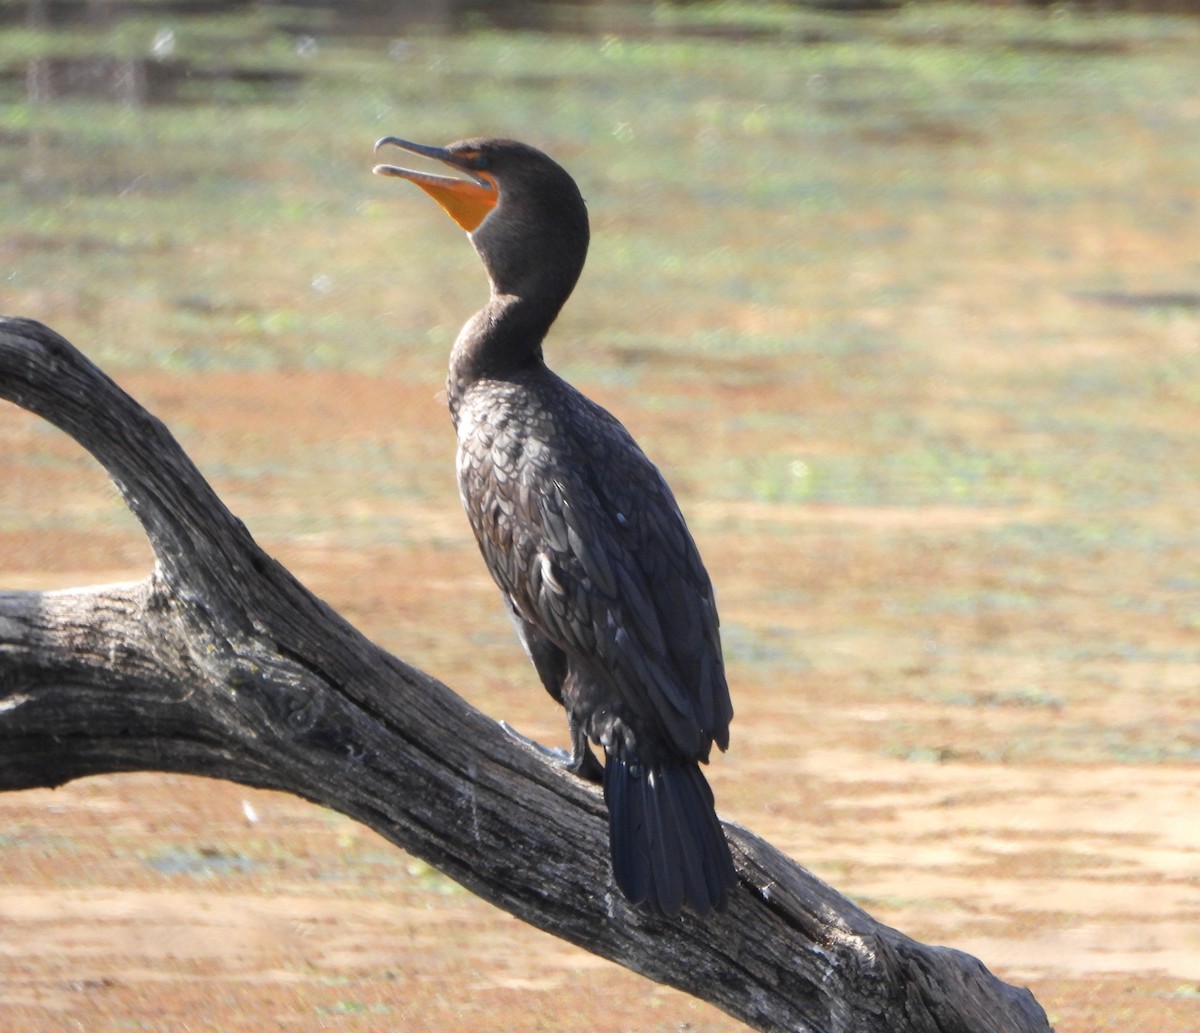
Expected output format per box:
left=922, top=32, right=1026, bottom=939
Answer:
left=603, top=754, right=736, bottom=918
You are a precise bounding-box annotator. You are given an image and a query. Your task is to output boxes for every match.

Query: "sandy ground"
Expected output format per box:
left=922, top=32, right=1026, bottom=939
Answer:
left=1, top=750, right=1196, bottom=1031
left=2, top=366, right=1198, bottom=1033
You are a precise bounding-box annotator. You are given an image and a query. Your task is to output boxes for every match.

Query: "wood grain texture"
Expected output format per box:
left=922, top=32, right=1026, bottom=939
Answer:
left=0, top=316, right=1052, bottom=1033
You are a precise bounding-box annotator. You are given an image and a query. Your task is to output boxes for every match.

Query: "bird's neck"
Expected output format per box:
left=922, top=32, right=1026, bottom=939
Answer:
left=448, top=290, right=561, bottom=402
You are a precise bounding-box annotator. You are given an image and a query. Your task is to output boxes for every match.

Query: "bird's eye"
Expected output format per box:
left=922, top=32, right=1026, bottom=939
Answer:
left=473, top=154, right=490, bottom=171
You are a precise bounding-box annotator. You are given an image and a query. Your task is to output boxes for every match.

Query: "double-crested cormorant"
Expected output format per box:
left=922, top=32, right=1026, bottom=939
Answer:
left=374, top=136, right=736, bottom=917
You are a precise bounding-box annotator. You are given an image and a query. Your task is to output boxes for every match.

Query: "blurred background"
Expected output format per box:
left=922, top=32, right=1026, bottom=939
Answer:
left=1, top=1, right=1198, bottom=1030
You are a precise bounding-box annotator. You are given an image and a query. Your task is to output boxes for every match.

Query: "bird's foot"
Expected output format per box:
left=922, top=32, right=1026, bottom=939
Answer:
left=501, top=720, right=571, bottom=762
left=500, top=721, right=604, bottom=784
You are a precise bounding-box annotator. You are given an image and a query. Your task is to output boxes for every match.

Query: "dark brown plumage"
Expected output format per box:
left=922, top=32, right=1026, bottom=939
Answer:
left=374, top=136, right=736, bottom=917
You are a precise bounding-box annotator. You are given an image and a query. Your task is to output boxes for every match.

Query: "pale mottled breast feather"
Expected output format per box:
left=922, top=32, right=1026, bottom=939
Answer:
left=455, top=368, right=731, bottom=760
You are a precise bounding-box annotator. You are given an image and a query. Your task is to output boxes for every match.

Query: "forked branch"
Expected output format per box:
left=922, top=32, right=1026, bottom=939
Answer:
left=0, top=316, right=1051, bottom=1033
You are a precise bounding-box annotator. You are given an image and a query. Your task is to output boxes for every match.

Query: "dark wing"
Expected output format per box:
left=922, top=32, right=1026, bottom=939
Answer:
left=458, top=375, right=731, bottom=760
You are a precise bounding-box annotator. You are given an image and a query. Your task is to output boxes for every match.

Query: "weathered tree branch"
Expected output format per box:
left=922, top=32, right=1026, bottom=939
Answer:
left=0, top=316, right=1051, bottom=1033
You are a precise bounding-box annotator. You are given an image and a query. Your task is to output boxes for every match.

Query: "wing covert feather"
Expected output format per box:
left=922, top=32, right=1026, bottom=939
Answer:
left=456, top=373, right=731, bottom=758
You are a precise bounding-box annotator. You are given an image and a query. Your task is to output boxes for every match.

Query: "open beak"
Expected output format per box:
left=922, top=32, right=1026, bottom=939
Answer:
left=373, top=137, right=498, bottom=233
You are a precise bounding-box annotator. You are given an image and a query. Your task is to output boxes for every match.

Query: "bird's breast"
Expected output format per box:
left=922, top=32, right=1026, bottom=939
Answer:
left=455, top=380, right=558, bottom=531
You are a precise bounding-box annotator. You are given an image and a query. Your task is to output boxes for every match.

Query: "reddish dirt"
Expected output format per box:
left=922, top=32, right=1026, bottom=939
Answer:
left=1, top=368, right=1197, bottom=1032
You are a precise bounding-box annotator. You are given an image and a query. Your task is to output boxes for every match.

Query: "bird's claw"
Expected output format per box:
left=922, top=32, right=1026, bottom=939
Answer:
left=500, top=720, right=571, bottom=760
left=500, top=720, right=604, bottom=783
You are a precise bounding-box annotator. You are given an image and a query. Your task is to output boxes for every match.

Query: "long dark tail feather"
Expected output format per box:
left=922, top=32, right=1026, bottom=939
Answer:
left=603, top=755, right=736, bottom=918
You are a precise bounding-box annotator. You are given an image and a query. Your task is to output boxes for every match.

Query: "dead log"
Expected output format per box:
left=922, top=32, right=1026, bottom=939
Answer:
left=0, top=316, right=1052, bottom=1033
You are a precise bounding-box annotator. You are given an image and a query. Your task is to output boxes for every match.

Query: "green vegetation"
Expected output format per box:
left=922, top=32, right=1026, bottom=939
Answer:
left=2, top=14, right=1197, bottom=1023
left=2, top=3, right=1197, bottom=769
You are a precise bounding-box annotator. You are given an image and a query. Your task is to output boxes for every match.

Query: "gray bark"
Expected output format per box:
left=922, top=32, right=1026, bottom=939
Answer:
left=0, top=316, right=1052, bottom=1033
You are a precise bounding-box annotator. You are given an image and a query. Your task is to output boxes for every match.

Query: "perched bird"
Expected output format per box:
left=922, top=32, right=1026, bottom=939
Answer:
left=374, top=136, right=736, bottom=917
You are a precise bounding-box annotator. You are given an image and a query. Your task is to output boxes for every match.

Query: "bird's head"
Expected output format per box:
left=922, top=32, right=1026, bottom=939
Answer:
left=373, top=136, right=589, bottom=305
